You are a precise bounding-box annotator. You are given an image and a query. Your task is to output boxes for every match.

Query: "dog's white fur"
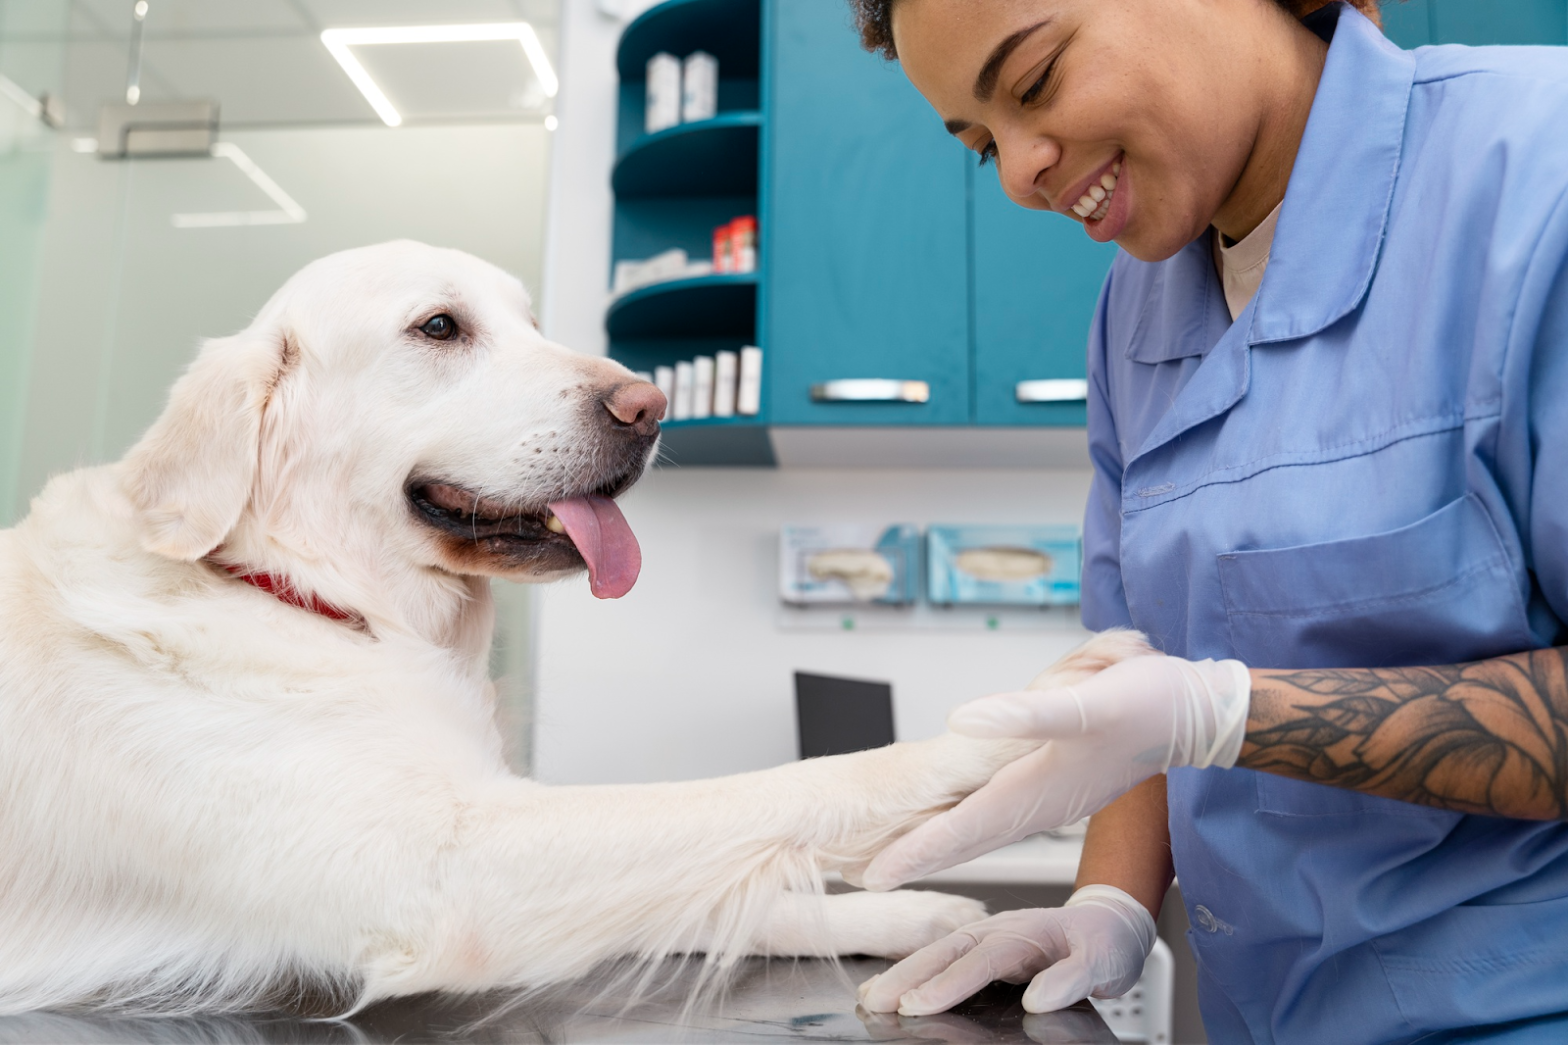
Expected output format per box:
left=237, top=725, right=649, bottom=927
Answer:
left=0, top=242, right=1153, bottom=1015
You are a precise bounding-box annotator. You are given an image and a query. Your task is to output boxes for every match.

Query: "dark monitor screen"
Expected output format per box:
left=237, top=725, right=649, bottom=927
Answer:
left=794, top=672, right=895, bottom=759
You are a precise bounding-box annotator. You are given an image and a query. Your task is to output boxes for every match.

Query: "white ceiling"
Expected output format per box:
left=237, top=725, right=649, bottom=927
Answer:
left=2, top=0, right=561, bottom=129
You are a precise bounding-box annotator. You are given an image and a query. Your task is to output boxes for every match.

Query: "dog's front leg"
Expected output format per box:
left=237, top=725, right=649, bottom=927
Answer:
left=359, top=735, right=1021, bottom=1001
left=366, top=631, right=1156, bottom=1003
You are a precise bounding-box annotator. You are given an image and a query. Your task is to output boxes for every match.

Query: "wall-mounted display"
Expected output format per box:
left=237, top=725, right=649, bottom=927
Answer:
left=926, top=525, right=1081, bottom=607
left=779, top=524, right=922, bottom=605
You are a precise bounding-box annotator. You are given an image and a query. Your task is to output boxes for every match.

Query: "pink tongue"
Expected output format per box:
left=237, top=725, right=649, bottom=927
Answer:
left=546, top=495, right=641, bottom=599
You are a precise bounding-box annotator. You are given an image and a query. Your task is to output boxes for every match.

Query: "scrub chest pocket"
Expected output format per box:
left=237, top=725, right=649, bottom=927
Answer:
left=1218, top=492, right=1535, bottom=669
left=1217, top=492, right=1537, bottom=818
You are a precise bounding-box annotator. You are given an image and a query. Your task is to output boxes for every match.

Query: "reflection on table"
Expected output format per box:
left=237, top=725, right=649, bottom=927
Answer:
left=0, top=957, right=1119, bottom=1044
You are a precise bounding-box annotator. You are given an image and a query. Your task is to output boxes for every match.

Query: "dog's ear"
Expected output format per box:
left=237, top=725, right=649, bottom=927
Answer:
left=121, top=323, right=297, bottom=561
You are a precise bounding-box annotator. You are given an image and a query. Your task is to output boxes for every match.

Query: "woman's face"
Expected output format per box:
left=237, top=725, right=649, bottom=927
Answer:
left=892, top=0, right=1291, bottom=261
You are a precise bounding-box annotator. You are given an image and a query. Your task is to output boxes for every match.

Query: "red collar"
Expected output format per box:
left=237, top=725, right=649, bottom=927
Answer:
left=220, top=564, right=362, bottom=626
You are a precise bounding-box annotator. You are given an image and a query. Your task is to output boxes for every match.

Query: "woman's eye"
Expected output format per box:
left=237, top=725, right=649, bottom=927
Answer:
left=420, top=314, right=457, bottom=341
left=1020, top=56, right=1060, bottom=107
left=977, top=140, right=999, bottom=167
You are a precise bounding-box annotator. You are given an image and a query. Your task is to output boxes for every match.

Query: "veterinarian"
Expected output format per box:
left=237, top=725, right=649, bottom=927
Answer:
left=848, top=1, right=1568, bottom=1042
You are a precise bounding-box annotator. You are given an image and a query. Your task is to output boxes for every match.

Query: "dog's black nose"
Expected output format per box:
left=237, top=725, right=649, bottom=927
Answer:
left=602, top=382, right=665, bottom=437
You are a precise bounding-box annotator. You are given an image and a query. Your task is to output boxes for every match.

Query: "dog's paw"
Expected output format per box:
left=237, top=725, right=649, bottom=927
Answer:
left=1026, top=628, right=1156, bottom=690
left=819, top=889, right=986, bottom=959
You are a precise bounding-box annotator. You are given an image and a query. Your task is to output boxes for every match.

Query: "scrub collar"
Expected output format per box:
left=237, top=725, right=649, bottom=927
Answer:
left=1121, top=4, right=1418, bottom=461
left=1124, top=4, right=1417, bottom=365
left=1248, top=2, right=1417, bottom=345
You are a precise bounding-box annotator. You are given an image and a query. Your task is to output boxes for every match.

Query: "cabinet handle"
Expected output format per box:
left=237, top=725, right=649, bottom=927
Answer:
left=1015, top=378, right=1088, bottom=403
left=811, top=379, right=930, bottom=403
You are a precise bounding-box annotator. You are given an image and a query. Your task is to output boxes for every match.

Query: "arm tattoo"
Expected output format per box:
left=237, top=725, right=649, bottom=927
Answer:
left=1241, top=648, right=1568, bottom=820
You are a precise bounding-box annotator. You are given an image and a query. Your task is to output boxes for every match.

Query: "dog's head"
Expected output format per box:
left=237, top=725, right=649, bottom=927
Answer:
left=120, top=241, right=665, bottom=599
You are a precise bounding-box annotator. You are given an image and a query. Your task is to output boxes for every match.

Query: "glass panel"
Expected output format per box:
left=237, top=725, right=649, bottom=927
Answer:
left=0, top=0, right=559, bottom=774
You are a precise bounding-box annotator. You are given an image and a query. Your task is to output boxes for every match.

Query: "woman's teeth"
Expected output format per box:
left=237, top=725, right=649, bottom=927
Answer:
left=1072, top=160, right=1123, bottom=222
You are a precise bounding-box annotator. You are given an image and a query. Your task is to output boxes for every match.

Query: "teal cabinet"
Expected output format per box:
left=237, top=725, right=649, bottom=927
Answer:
left=1384, top=0, right=1567, bottom=47
left=1431, top=0, right=1566, bottom=45
left=762, top=0, right=971, bottom=426
left=970, top=167, right=1117, bottom=427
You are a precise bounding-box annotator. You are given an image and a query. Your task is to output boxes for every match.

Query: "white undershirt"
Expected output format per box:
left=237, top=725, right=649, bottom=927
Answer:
left=1213, top=200, right=1283, bottom=321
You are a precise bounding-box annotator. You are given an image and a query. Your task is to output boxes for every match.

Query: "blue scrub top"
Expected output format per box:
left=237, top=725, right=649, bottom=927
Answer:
left=1080, top=5, right=1568, bottom=1043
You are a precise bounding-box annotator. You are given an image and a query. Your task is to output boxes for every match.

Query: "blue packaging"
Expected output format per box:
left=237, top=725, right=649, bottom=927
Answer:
left=779, top=524, right=922, bottom=605
left=926, top=525, right=1081, bottom=606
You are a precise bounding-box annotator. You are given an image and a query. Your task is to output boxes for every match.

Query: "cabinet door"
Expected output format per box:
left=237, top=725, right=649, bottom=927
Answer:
left=763, top=0, right=970, bottom=425
left=1380, top=0, right=1435, bottom=47
left=1385, top=0, right=1566, bottom=46
left=1430, top=0, right=1566, bottom=45
left=971, top=166, right=1118, bottom=427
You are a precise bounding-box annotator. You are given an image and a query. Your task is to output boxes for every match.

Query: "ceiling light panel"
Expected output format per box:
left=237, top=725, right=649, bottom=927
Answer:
left=321, top=22, right=558, bottom=127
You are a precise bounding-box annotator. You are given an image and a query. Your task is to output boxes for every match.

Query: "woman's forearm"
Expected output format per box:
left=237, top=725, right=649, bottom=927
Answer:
left=1074, top=775, right=1174, bottom=917
left=1243, top=647, right=1568, bottom=819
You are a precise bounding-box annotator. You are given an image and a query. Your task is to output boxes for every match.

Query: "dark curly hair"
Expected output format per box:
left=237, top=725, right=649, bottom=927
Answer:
left=849, top=0, right=1384, bottom=60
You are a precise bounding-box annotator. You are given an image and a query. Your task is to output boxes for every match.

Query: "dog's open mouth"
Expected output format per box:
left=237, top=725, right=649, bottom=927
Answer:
left=408, top=480, right=642, bottom=599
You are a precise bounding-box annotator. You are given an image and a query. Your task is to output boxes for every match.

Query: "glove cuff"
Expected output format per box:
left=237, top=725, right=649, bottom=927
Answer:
left=1065, top=884, right=1157, bottom=960
left=1181, top=657, right=1251, bottom=770
left=1200, top=658, right=1251, bottom=770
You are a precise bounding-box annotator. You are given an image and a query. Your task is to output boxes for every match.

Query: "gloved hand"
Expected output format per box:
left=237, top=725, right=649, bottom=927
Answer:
left=863, top=654, right=1249, bottom=891
left=857, top=885, right=1157, bottom=1016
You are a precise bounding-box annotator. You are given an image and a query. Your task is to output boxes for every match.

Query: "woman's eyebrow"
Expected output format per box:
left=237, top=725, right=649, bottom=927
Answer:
left=974, top=19, right=1054, bottom=102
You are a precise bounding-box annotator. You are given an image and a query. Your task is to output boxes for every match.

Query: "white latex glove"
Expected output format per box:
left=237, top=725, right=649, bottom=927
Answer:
left=857, top=885, right=1157, bottom=1016
left=863, top=654, right=1249, bottom=891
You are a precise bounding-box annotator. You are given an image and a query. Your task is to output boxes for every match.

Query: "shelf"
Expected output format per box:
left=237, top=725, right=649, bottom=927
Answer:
left=613, top=112, right=760, bottom=199
left=652, top=425, right=1093, bottom=470
left=605, top=272, right=757, bottom=340
left=657, top=419, right=774, bottom=467
left=617, top=0, right=761, bottom=81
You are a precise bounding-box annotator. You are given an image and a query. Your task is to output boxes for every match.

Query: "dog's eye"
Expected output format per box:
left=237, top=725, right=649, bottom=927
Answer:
left=420, top=314, right=457, bottom=341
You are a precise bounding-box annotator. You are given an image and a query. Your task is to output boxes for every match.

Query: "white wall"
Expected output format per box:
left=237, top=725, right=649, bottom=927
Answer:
left=535, top=467, right=1095, bottom=784
left=539, top=0, right=658, bottom=355
left=534, top=0, right=1097, bottom=785
left=12, top=121, right=552, bottom=516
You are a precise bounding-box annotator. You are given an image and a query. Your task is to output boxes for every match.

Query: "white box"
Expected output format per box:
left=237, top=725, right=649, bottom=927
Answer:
left=653, top=366, right=675, bottom=421
left=737, top=345, right=763, bottom=416
left=713, top=350, right=738, bottom=417
left=681, top=51, right=718, bottom=123
left=672, top=360, right=695, bottom=420
left=645, top=53, right=681, bottom=134
left=692, top=355, right=715, bottom=419
left=612, top=247, right=687, bottom=296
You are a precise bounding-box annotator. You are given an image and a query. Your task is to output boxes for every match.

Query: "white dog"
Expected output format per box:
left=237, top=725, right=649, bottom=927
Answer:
left=0, top=241, right=1148, bottom=1015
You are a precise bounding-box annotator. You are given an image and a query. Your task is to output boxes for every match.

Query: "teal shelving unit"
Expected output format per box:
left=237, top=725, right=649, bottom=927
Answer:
left=606, top=272, right=757, bottom=340
left=609, top=0, right=768, bottom=461
left=612, top=112, right=761, bottom=199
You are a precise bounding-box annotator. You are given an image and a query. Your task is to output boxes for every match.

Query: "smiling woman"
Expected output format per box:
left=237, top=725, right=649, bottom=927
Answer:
left=843, top=1, right=1568, bottom=1043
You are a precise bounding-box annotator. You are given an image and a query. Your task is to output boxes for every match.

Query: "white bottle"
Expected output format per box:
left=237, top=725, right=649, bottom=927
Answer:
left=645, top=53, right=681, bottom=134
left=737, top=346, right=763, bottom=416
left=681, top=51, right=718, bottom=123
left=653, top=366, right=675, bottom=421
left=692, top=356, right=715, bottom=419
left=712, top=350, right=738, bottom=418
left=672, top=360, right=695, bottom=420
